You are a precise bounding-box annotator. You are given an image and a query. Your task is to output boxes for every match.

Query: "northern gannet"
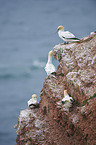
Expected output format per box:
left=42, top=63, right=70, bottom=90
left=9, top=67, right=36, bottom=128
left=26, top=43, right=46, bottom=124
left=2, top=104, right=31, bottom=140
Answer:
left=90, top=31, right=96, bottom=35
left=27, top=94, right=39, bottom=108
left=56, top=25, right=80, bottom=43
left=45, top=50, right=56, bottom=76
left=62, top=90, right=73, bottom=110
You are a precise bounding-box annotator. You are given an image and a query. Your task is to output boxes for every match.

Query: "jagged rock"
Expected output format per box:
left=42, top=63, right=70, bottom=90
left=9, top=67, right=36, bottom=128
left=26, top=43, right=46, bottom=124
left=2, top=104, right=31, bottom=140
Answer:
left=54, top=34, right=96, bottom=102
left=15, top=34, right=96, bottom=145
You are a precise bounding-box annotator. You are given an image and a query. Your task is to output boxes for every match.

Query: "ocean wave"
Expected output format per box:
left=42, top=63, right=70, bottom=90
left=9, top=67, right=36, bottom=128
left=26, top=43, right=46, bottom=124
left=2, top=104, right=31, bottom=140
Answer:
left=0, top=66, right=31, bottom=80
left=32, top=60, right=46, bottom=68
left=0, top=72, right=31, bottom=80
left=0, top=60, right=46, bottom=80
left=29, top=60, right=46, bottom=71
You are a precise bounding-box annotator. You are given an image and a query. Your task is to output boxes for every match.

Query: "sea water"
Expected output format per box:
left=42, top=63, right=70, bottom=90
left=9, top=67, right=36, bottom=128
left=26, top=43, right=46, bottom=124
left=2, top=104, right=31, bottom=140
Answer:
left=0, top=0, right=96, bottom=144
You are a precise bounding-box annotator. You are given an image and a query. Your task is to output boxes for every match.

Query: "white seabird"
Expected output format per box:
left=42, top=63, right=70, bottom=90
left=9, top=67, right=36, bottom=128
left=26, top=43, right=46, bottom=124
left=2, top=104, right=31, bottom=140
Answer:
left=27, top=94, right=39, bottom=108
left=56, top=25, right=80, bottom=43
left=62, top=90, right=73, bottom=110
left=90, top=31, right=96, bottom=35
left=45, top=50, right=56, bottom=76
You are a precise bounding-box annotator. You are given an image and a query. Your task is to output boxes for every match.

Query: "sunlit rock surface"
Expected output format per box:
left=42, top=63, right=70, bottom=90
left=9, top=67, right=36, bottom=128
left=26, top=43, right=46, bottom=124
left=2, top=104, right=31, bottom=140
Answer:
left=15, top=34, right=96, bottom=145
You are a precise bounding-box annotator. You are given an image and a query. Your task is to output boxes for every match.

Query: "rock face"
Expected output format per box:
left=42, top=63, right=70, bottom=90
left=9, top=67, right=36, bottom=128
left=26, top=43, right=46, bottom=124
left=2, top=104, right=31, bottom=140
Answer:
left=15, top=34, right=96, bottom=145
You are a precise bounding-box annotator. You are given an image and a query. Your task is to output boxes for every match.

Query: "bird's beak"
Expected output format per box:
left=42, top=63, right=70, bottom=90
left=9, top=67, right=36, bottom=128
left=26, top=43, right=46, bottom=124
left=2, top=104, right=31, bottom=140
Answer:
left=56, top=29, right=59, bottom=33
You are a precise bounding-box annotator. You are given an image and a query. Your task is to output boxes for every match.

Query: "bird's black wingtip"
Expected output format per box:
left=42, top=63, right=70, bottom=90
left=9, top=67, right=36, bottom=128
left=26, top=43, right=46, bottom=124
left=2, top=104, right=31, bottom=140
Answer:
left=51, top=72, right=56, bottom=76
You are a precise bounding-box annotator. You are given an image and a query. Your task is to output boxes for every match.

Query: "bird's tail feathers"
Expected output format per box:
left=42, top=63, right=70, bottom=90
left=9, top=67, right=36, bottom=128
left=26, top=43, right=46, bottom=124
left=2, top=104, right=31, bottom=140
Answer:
left=62, top=36, right=80, bottom=41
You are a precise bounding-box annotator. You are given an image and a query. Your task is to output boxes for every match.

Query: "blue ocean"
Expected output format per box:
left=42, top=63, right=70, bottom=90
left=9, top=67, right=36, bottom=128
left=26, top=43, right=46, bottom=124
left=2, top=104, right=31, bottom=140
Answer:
left=0, top=0, right=96, bottom=144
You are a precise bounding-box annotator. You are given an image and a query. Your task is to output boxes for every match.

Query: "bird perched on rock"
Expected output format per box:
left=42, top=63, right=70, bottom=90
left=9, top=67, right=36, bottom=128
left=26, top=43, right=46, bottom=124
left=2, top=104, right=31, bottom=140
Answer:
left=62, top=90, right=73, bottom=110
left=56, top=25, right=80, bottom=44
left=45, top=50, right=56, bottom=76
left=27, top=94, right=39, bottom=108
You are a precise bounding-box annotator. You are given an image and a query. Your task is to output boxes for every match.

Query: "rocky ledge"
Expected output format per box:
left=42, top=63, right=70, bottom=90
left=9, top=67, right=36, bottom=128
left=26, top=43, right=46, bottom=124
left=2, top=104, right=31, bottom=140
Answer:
left=15, top=33, right=96, bottom=145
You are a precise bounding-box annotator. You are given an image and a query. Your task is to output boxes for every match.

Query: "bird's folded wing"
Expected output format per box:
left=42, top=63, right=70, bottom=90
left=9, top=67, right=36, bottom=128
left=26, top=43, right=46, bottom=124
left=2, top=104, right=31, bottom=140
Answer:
left=61, top=31, right=75, bottom=38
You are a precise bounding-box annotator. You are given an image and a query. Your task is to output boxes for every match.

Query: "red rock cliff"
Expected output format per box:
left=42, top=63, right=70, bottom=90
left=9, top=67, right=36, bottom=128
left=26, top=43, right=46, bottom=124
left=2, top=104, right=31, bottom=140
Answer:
left=15, top=34, right=96, bottom=145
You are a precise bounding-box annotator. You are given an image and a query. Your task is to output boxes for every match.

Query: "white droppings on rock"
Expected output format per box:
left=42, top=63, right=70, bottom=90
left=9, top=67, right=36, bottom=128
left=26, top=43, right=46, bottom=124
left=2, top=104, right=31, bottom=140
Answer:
left=66, top=71, right=82, bottom=87
left=80, top=106, right=86, bottom=115
left=91, top=54, right=96, bottom=65
left=35, top=119, right=41, bottom=128
left=71, top=114, right=79, bottom=125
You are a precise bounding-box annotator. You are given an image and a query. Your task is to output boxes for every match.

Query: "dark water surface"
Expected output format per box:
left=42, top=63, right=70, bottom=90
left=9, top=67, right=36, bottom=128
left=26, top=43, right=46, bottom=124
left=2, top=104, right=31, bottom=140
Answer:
left=0, top=0, right=96, bottom=144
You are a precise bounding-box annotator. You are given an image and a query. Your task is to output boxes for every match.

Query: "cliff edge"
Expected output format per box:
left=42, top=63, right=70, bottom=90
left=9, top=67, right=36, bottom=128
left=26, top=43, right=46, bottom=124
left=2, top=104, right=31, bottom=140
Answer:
left=15, top=33, right=96, bottom=145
